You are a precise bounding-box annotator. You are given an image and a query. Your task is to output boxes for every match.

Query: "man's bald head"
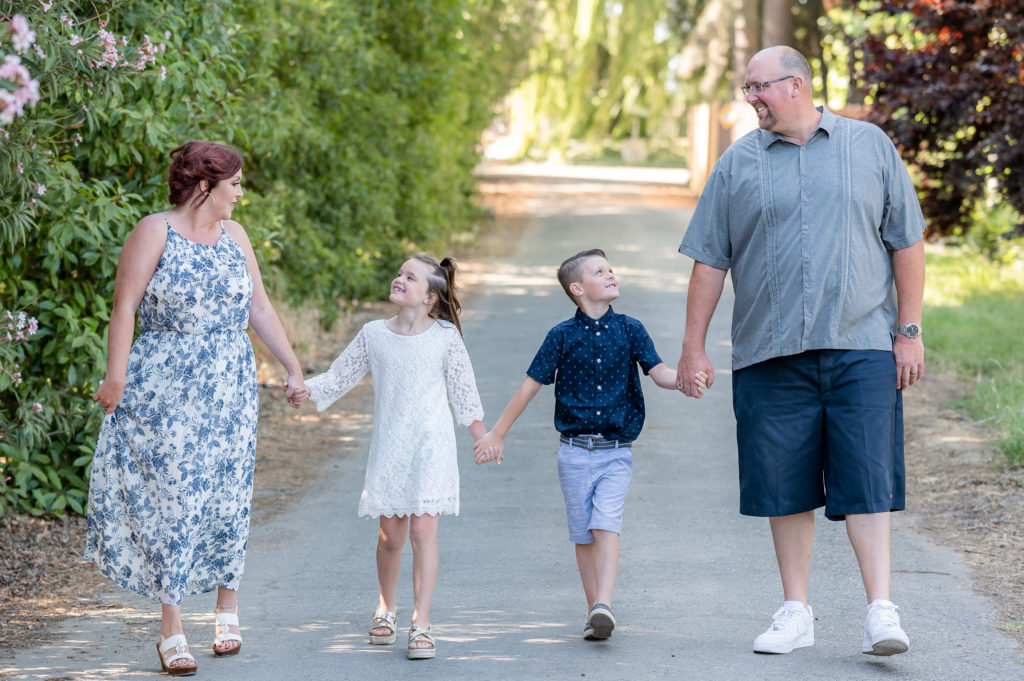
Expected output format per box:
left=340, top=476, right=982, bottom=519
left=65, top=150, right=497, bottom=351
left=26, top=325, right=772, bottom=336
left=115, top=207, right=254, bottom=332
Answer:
left=750, top=46, right=813, bottom=84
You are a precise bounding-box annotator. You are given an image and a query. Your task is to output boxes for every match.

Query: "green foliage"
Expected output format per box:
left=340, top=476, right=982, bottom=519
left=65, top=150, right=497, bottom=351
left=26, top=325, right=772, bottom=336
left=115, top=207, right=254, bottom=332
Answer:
left=923, top=245, right=1024, bottom=466
left=0, top=0, right=532, bottom=515
left=857, top=0, right=1024, bottom=238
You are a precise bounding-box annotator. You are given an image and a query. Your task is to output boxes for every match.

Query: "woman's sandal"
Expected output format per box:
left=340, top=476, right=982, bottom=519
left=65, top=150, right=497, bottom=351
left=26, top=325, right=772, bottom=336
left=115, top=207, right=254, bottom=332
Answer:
left=369, top=611, right=397, bottom=645
left=407, top=625, right=436, bottom=660
left=213, top=603, right=243, bottom=656
left=156, top=634, right=197, bottom=676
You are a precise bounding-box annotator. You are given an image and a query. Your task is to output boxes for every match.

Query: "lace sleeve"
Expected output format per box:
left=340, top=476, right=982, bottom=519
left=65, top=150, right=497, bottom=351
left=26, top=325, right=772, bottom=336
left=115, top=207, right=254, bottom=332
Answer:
left=306, top=326, right=370, bottom=412
left=444, top=329, right=484, bottom=426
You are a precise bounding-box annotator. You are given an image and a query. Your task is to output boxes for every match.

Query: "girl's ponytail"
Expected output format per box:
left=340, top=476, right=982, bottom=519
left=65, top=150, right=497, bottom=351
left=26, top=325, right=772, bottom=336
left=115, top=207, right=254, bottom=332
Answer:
left=436, top=257, right=463, bottom=336
left=414, top=254, right=464, bottom=336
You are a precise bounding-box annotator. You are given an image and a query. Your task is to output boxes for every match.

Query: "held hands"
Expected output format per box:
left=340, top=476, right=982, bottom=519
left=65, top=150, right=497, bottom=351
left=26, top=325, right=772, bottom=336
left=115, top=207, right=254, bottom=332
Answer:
left=677, top=348, right=713, bottom=399
left=473, top=431, right=504, bottom=466
left=92, top=377, right=125, bottom=415
left=285, top=373, right=311, bottom=408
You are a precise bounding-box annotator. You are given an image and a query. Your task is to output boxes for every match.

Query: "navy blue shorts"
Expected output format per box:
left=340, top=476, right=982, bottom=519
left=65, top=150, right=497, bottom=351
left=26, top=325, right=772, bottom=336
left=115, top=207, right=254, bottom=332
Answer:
left=732, top=350, right=905, bottom=520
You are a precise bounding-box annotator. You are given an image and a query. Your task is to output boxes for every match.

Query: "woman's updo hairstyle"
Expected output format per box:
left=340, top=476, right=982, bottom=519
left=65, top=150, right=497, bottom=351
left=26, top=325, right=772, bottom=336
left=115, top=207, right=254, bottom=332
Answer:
left=167, top=140, right=243, bottom=208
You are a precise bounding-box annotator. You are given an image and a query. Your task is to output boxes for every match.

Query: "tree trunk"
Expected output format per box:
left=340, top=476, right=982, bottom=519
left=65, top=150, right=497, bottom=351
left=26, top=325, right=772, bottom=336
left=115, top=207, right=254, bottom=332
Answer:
left=761, top=0, right=794, bottom=48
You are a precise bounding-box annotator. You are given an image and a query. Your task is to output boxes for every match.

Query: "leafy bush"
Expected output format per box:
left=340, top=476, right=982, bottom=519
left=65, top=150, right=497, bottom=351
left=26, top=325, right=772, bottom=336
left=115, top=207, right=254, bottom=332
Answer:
left=0, top=0, right=532, bottom=515
left=858, top=0, right=1024, bottom=238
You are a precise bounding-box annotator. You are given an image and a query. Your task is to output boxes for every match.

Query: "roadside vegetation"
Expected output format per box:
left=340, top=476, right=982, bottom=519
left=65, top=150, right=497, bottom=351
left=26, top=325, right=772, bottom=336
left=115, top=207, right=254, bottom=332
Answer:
left=923, top=206, right=1024, bottom=466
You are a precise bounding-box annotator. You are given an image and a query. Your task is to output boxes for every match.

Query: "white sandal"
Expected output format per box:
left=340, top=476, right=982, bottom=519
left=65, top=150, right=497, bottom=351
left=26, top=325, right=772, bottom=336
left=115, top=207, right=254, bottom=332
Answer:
left=370, top=611, right=397, bottom=645
left=156, top=634, right=197, bottom=676
left=407, top=625, right=436, bottom=659
left=213, top=604, right=243, bottom=656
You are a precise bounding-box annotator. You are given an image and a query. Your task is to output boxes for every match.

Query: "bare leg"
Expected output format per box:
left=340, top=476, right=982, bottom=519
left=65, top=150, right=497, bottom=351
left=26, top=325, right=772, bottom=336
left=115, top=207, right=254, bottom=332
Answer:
left=213, top=587, right=241, bottom=654
left=574, top=542, right=597, bottom=609
left=373, top=515, right=409, bottom=637
left=845, top=512, right=891, bottom=603
left=769, top=511, right=815, bottom=605
left=409, top=513, right=439, bottom=649
left=591, top=529, right=619, bottom=606
left=159, top=604, right=194, bottom=671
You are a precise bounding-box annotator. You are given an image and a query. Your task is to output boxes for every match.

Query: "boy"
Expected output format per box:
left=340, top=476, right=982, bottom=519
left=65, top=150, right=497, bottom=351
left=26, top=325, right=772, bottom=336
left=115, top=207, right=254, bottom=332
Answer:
left=474, top=249, right=702, bottom=640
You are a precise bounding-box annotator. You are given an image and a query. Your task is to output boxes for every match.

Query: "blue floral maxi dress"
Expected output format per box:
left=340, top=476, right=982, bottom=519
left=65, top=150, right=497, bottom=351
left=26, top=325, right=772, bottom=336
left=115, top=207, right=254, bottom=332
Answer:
left=85, top=217, right=258, bottom=606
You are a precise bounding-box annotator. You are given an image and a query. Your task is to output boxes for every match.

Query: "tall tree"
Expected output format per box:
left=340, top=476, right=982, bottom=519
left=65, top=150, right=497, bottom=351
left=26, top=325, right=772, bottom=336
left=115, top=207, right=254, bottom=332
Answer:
left=859, top=0, right=1024, bottom=237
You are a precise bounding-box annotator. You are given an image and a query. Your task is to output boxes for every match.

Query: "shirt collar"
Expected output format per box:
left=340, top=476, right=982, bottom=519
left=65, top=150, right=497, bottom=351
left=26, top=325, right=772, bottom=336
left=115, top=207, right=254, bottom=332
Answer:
left=574, top=305, right=616, bottom=327
left=759, top=105, right=835, bottom=149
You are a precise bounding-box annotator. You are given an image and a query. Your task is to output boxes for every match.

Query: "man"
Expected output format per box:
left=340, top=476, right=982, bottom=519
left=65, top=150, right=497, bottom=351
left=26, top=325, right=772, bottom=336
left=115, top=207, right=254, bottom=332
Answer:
left=677, top=45, right=925, bottom=657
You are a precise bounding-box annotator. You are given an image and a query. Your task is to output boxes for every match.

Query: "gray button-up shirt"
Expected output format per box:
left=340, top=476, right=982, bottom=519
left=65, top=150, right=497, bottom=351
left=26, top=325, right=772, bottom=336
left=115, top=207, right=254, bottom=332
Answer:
left=679, top=107, right=926, bottom=370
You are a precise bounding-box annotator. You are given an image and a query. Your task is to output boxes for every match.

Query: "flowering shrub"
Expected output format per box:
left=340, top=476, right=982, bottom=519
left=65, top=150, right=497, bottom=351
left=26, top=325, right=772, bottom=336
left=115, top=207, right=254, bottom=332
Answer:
left=0, top=0, right=533, bottom=516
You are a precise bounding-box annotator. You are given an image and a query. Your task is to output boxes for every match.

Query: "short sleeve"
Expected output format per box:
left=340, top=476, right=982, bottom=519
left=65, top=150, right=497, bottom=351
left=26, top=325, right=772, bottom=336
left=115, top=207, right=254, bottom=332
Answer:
left=879, top=133, right=927, bottom=251
left=306, top=326, right=370, bottom=412
left=443, top=328, right=485, bottom=426
left=628, top=320, right=663, bottom=374
left=526, top=326, right=562, bottom=385
left=678, top=156, right=734, bottom=270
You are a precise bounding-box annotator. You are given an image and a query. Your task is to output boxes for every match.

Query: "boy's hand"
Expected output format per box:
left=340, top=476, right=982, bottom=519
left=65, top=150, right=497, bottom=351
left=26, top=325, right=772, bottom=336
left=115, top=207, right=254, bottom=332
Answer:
left=473, top=431, right=504, bottom=465
left=677, top=349, right=714, bottom=399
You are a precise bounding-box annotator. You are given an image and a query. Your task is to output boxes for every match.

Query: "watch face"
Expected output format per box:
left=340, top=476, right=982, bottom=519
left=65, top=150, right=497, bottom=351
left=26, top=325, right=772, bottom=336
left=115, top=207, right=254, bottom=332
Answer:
left=900, top=323, right=920, bottom=338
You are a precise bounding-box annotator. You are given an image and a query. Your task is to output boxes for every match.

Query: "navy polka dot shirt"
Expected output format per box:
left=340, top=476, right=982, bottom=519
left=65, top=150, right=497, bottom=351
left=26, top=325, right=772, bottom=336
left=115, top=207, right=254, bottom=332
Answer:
left=527, top=306, right=663, bottom=442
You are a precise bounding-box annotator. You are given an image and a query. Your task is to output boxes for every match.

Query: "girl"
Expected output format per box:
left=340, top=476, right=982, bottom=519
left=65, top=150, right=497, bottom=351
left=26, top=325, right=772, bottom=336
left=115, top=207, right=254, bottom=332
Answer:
left=303, top=255, right=492, bottom=660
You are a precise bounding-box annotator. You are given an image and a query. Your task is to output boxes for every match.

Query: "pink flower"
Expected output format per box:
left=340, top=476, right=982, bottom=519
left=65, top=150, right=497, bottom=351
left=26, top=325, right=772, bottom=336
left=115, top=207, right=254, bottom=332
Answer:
left=16, top=161, right=23, bottom=174
left=35, top=183, right=45, bottom=195
left=32, top=402, right=43, bottom=414
left=69, top=34, right=82, bottom=46
left=42, top=1, right=54, bottom=10
left=0, top=91, right=19, bottom=125
left=159, top=65, right=167, bottom=80
left=10, top=14, right=36, bottom=53
left=60, top=14, right=73, bottom=28
left=164, top=30, right=171, bottom=40
left=33, top=44, right=45, bottom=59
left=0, top=54, right=25, bottom=80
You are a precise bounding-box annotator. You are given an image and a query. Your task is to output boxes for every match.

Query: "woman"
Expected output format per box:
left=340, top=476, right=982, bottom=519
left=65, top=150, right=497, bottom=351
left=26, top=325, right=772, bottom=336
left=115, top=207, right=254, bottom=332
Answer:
left=86, top=141, right=309, bottom=676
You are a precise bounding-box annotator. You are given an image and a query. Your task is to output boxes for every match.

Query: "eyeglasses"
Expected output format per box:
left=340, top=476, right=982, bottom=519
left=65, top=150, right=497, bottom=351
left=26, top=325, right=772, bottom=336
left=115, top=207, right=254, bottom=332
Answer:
left=741, top=75, right=794, bottom=96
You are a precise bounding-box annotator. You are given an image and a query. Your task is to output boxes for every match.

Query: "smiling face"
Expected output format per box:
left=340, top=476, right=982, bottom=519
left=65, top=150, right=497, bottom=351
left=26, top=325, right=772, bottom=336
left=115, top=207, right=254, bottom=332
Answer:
left=389, top=258, right=435, bottom=309
left=572, top=255, right=619, bottom=305
left=205, top=170, right=243, bottom=220
left=744, top=53, right=792, bottom=133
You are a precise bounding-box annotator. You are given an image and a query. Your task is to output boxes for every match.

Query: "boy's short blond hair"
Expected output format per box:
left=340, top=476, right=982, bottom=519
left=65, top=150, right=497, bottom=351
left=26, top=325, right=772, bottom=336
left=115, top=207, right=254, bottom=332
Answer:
left=557, top=248, right=606, bottom=307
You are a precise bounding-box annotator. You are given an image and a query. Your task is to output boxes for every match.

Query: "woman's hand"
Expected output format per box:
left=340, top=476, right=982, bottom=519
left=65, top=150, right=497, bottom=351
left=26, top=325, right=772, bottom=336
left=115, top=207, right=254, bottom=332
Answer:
left=92, top=377, right=125, bottom=415
left=285, top=373, right=310, bottom=408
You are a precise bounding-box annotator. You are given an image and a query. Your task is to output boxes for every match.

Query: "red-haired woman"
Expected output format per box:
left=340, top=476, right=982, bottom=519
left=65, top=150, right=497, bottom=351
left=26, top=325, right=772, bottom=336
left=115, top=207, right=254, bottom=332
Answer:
left=86, top=141, right=309, bottom=676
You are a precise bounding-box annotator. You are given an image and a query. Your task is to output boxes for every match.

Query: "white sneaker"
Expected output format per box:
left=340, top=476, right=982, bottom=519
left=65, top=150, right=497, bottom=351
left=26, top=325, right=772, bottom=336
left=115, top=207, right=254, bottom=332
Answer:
left=862, top=599, right=909, bottom=656
left=753, top=601, right=814, bottom=654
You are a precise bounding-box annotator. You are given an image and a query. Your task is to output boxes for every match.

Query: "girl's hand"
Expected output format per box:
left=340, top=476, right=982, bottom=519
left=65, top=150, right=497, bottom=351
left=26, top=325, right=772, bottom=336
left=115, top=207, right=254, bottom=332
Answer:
left=473, top=431, right=504, bottom=465
left=285, top=373, right=310, bottom=408
left=92, top=377, right=125, bottom=415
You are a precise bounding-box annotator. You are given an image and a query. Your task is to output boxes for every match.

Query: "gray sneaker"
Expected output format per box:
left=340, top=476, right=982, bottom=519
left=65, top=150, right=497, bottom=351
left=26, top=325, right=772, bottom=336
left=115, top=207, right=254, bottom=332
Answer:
left=862, top=600, right=909, bottom=656
left=587, top=603, right=615, bottom=639
left=583, top=620, right=596, bottom=640
left=753, top=601, right=814, bottom=654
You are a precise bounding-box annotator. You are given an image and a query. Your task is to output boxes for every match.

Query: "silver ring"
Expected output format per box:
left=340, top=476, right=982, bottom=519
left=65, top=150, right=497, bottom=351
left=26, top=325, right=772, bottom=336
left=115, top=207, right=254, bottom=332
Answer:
left=909, top=371, right=918, bottom=375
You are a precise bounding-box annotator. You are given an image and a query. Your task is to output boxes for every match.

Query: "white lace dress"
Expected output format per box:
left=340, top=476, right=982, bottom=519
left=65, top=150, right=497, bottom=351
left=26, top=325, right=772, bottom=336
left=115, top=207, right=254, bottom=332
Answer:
left=306, top=318, right=484, bottom=517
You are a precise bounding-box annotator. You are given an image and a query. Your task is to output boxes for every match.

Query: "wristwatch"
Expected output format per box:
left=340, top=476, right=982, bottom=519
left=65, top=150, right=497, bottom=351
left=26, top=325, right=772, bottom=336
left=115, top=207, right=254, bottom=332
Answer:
left=896, top=323, right=921, bottom=339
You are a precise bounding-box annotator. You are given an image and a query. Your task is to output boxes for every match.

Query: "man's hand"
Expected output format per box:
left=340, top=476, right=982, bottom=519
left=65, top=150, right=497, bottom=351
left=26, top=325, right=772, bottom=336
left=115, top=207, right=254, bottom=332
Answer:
left=677, top=347, right=714, bottom=398
left=893, top=335, right=924, bottom=389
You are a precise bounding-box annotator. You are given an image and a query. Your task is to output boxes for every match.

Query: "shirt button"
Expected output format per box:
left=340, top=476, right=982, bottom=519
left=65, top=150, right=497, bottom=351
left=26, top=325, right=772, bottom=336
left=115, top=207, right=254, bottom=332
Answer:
left=596, top=332, right=601, bottom=336
left=596, top=410, right=602, bottom=415
left=597, top=385, right=602, bottom=391
left=805, top=312, right=812, bottom=318
left=596, top=359, right=602, bottom=364
left=801, top=225, right=808, bottom=232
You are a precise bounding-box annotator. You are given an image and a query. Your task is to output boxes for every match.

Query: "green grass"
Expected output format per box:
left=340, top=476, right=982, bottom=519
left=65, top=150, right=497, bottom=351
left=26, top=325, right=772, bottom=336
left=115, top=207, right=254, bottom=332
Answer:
left=998, top=621, right=1024, bottom=634
left=923, top=244, right=1024, bottom=466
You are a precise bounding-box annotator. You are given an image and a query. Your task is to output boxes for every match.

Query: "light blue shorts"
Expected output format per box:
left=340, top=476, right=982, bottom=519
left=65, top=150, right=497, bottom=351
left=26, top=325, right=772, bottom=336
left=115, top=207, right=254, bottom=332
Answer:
left=557, top=441, right=633, bottom=544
